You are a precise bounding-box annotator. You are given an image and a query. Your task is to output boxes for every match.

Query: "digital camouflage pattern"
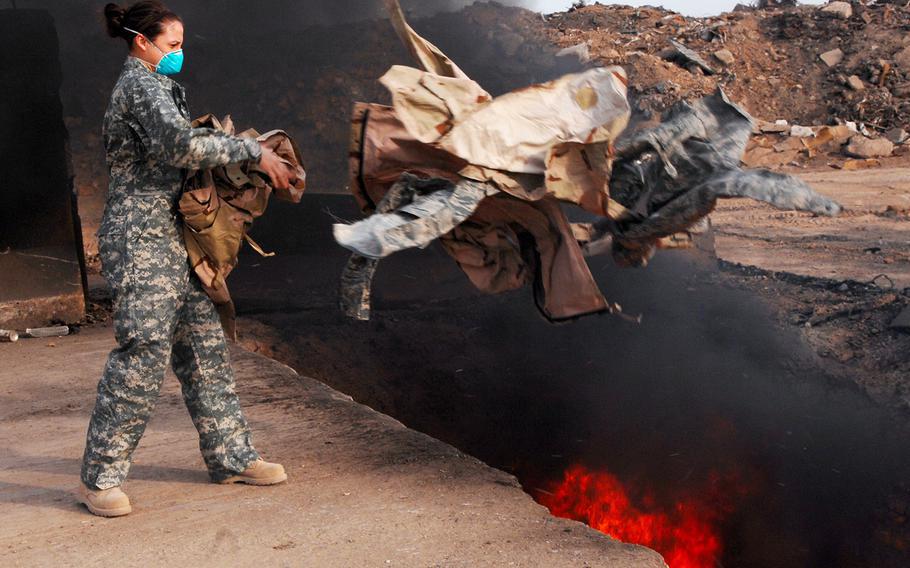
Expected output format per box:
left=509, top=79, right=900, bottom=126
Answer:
left=339, top=254, right=380, bottom=321
left=81, top=57, right=262, bottom=490
left=334, top=174, right=495, bottom=259
left=598, top=90, right=842, bottom=266
left=339, top=176, right=412, bottom=321
left=338, top=174, right=495, bottom=320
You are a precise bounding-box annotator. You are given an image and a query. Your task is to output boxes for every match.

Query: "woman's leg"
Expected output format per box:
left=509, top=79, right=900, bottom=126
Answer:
left=80, top=231, right=183, bottom=490
left=171, top=275, right=259, bottom=481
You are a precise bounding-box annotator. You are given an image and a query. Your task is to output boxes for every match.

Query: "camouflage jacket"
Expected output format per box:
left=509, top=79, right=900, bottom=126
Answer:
left=99, top=57, right=262, bottom=236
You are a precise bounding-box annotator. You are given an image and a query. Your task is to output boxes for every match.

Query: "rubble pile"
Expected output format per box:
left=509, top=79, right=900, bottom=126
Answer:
left=544, top=1, right=910, bottom=167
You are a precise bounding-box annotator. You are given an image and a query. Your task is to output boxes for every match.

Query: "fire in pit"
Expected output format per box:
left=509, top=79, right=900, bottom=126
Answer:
left=540, top=464, right=753, bottom=568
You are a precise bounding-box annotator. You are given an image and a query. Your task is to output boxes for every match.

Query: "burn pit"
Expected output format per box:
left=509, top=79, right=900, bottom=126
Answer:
left=42, top=1, right=910, bottom=565
left=539, top=464, right=746, bottom=568
left=232, top=192, right=910, bottom=568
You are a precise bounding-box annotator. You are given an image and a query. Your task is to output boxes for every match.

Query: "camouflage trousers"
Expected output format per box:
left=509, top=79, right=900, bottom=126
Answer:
left=81, top=197, right=259, bottom=490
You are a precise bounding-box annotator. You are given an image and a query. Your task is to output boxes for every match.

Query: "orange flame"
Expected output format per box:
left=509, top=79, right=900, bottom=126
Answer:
left=539, top=465, right=737, bottom=568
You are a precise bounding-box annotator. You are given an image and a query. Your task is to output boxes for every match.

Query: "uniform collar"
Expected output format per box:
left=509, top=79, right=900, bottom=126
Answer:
left=124, top=56, right=176, bottom=86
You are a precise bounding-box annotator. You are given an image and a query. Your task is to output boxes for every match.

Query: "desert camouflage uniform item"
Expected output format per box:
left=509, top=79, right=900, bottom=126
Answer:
left=81, top=57, right=262, bottom=490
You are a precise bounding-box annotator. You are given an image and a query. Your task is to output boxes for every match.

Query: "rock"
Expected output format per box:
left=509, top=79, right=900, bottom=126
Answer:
left=808, top=125, right=854, bottom=152
left=556, top=42, right=592, bottom=63
left=790, top=125, right=815, bottom=138
left=759, top=120, right=790, bottom=134
left=663, top=39, right=716, bottom=75
left=847, top=75, right=865, bottom=91
left=894, top=46, right=910, bottom=71
left=837, top=158, right=882, bottom=171
left=742, top=146, right=800, bottom=169
left=885, top=127, right=908, bottom=144
left=891, top=306, right=910, bottom=332
left=844, top=135, right=895, bottom=159
left=821, top=2, right=853, bottom=20
left=891, top=82, right=910, bottom=98
left=713, top=49, right=735, bottom=66
left=819, top=48, right=844, bottom=68
left=774, top=137, right=806, bottom=152
left=836, top=349, right=856, bottom=364
left=498, top=31, right=524, bottom=58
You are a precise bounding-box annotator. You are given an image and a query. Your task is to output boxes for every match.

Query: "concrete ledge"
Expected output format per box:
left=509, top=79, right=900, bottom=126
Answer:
left=0, top=294, right=85, bottom=330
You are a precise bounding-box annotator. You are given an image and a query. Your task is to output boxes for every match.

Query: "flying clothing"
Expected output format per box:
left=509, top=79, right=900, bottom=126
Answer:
left=335, top=0, right=841, bottom=322
left=81, top=57, right=263, bottom=490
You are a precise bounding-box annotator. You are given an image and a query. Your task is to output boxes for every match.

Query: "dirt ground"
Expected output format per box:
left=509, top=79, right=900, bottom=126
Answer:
left=0, top=326, right=664, bottom=567
left=710, top=166, right=910, bottom=408
left=714, top=167, right=910, bottom=288
left=545, top=2, right=910, bottom=131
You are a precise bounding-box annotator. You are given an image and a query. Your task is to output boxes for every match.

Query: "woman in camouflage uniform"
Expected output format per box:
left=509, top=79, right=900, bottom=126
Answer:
left=77, top=1, right=292, bottom=517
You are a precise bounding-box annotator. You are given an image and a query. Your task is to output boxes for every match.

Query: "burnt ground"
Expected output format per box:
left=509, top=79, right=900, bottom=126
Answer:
left=715, top=263, right=910, bottom=407
left=712, top=166, right=910, bottom=409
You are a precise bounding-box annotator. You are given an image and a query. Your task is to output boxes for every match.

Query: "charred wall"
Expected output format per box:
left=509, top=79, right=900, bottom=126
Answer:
left=0, top=8, right=86, bottom=328
left=0, top=9, right=75, bottom=249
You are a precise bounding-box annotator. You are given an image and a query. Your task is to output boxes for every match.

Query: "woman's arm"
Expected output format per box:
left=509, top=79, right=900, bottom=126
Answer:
left=126, top=72, right=261, bottom=171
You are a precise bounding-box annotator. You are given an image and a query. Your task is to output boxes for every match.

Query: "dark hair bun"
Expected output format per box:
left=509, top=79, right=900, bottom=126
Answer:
left=104, top=2, right=181, bottom=46
left=104, top=3, right=127, bottom=38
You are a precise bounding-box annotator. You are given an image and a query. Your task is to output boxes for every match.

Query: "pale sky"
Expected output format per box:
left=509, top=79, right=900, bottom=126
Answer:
left=530, top=0, right=826, bottom=17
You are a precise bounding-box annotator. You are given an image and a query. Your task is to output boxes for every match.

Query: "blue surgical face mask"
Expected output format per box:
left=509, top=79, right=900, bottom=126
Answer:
left=124, top=26, right=184, bottom=75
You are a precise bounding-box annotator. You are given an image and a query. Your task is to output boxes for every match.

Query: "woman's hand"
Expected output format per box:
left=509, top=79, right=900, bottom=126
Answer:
left=257, top=143, right=292, bottom=190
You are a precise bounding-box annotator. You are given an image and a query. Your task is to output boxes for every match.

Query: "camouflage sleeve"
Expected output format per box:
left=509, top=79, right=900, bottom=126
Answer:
left=127, top=72, right=261, bottom=170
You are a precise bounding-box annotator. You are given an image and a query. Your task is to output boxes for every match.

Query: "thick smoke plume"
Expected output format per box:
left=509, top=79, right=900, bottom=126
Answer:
left=12, top=0, right=579, bottom=255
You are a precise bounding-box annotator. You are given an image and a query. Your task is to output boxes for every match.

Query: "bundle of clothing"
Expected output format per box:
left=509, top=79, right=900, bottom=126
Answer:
left=180, top=114, right=306, bottom=338
left=334, top=0, right=840, bottom=322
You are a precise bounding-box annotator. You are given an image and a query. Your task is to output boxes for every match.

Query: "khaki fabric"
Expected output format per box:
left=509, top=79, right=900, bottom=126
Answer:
left=382, top=0, right=472, bottom=81
left=180, top=114, right=306, bottom=336
left=340, top=1, right=637, bottom=321
left=343, top=1, right=840, bottom=323
left=350, top=102, right=615, bottom=321
left=440, top=195, right=614, bottom=321
left=379, top=65, right=491, bottom=144
left=378, top=0, right=630, bottom=217
left=349, top=103, right=466, bottom=214
left=380, top=65, right=630, bottom=176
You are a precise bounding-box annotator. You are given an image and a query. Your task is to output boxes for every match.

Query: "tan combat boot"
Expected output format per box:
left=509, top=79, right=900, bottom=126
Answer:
left=76, top=485, right=132, bottom=518
left=218, top=459, right=287, bottom=486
